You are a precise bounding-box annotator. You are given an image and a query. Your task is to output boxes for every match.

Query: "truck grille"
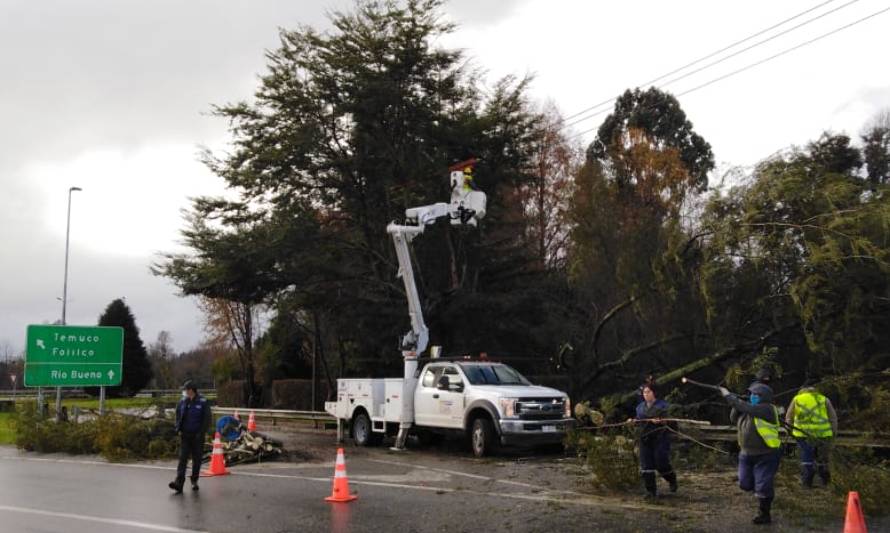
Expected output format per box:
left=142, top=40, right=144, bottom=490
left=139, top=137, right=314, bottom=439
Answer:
left=516, top=397, right=565, bottom=420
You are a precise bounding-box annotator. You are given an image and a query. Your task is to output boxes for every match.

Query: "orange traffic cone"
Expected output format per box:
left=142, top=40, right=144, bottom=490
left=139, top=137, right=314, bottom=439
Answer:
left=233, top=409, right=240, bottom=421
left=201, top=432, right=230, bottom=477
left=247, top=410, right=257, bottom=432
left=843, top=491, right=867, bottom=533
left=324, top=448, right=357, bottom=503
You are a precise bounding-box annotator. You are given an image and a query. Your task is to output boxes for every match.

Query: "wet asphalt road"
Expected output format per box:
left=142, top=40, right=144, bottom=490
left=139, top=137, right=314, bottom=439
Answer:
left=0, top=445, right=630, bottom=533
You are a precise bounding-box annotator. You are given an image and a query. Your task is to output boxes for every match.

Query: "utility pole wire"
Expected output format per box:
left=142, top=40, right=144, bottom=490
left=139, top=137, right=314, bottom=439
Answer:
left=656, top=0, right=861, bottom=92
left=561, top=0, right=841, bottom=124
left=569, top=5, right=890, bottom=141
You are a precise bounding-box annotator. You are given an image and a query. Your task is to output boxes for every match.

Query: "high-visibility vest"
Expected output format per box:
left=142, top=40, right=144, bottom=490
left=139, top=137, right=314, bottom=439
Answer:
left=792, top=391, right=833, bottom=438
left=753, top=405, right=781, bottom=449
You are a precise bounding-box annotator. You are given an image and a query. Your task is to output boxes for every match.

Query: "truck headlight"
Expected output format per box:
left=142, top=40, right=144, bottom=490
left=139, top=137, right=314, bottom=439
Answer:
left=564, top=397, right=571, bottom=419
left=499, top=398, right=517, bottom=418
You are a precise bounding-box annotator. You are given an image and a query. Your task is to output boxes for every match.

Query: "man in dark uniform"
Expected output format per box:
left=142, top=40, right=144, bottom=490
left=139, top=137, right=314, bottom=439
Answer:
left=169, top=380, right=212, bottom=493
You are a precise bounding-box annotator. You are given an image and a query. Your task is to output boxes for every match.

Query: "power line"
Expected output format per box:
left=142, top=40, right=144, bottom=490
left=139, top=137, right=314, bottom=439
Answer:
left=657, top=0, right=861, bottom=91
left=561, top=0, right=841, bottom=124
left=569, top=5, right=890, bottom=141
left=564, top=0, right=864, bottom=130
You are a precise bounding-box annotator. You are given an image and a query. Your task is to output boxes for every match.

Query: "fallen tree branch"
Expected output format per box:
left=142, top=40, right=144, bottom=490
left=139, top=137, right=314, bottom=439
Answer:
left=616, top=322, right=799, bottom=404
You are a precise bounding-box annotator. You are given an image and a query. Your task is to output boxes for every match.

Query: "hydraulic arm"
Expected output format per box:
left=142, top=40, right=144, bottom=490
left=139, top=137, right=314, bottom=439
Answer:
left=388, top=163, right=486, bottom=449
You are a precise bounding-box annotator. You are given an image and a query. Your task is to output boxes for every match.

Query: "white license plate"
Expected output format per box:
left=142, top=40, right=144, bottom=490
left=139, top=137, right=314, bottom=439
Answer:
left=542, top=425, right=557, bottom=432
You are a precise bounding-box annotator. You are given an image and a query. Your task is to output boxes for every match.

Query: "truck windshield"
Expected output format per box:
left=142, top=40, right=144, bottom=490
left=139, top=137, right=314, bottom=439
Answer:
left=459, top=363, right=530, bottom=386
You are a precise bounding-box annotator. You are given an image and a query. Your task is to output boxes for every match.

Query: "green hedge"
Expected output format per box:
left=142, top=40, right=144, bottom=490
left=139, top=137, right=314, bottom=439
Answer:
left=13, top=402, right=178, bottom=461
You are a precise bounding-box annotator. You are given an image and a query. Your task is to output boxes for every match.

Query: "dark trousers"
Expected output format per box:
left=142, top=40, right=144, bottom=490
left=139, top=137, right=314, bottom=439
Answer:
left=738, top=451, right=780, bottom=499
left=640, top=434, right=673, bottom=475
left=799, top=439, right=832, bottom=485
left=176, top=432, right=205, bottom=483
left=640, top=434, right=675, bottom=494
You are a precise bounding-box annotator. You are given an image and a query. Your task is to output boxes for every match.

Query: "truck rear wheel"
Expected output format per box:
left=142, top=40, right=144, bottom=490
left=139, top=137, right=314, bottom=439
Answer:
left=352, top=410, right=381, bottom=447
left=471, top=417, right=497, bottom=457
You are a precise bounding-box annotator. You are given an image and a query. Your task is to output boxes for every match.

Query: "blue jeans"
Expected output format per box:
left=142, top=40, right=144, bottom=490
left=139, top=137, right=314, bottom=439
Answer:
left=739, top=451, right=781, bottom=499
left=798, top=439, right=832, bottom=485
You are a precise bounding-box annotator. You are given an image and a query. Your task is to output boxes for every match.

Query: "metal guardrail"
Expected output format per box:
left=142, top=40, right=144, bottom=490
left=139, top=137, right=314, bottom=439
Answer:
left=213, top=407, right=335, bottom=424
left=0, top=389, right=217, bottom=400
left=694, top=425, right=890, bottom=449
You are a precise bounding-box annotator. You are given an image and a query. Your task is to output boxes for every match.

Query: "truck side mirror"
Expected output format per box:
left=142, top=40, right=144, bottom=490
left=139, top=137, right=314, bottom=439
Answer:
left=437, top=375, right=450, bottom=390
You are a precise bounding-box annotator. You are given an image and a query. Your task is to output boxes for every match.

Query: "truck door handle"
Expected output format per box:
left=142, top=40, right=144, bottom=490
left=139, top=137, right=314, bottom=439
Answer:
left=432, top=394, right=439, bottom=399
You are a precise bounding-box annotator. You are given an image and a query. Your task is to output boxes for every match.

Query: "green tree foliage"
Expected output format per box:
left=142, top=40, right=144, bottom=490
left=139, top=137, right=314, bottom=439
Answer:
left=861, top=110, right=890, bottom=185
left=563, top=87, right=714, bottom=398
left=156, top=0, right=567, bottom=387
left=701, top=135, right=890, bottom=380
left=94, top=299, right=152, bottom=397
left=588, top=87, right=715, bottom=194
left=153, top=1, right=890, bottom=428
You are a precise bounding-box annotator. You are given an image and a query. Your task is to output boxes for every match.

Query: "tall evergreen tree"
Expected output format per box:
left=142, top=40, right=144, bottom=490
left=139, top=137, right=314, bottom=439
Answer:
left=156, top=0, right=556, bottom=385
left=95, top=299, right=152, bottom=397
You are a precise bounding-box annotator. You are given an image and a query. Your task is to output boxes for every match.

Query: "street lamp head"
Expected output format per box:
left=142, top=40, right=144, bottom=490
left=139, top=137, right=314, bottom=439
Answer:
left=70, top=186, right=82, bottom=192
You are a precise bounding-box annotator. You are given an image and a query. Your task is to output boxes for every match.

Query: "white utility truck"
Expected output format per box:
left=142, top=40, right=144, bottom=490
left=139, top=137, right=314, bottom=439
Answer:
left=325, top=162, right=573, bottom=456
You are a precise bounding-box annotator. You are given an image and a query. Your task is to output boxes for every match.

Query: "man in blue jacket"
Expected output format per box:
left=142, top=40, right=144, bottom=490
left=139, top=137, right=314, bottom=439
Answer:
left=169, top=380, right=212, bottom=493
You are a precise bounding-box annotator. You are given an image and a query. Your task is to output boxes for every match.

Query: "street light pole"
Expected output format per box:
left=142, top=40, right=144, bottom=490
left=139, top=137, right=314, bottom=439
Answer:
left=62, top=186, right=82, bottom=326
left=57, top=186, right=82, bottom=420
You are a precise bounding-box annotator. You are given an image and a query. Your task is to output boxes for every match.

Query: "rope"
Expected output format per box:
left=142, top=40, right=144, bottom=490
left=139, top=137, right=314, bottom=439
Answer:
left=664, top=425, right=731, bottom=455
left=577, top=418, right=712, bottom=431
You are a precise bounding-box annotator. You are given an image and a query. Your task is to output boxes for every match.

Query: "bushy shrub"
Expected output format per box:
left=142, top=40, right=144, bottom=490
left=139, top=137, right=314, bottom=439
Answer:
left=566, top=427, right=639, bottom=491
left=829, top=449, right=890, bottom=515
left=217, top=380, right=245, bottom=407
left=271, top=379, right=328, bottom=410
left=13, top=401, right=177, bottom=461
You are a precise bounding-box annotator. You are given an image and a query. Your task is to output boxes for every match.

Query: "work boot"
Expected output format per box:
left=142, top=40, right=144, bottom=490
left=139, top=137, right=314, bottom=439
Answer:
left=191, top=476, right=200, bottom=491
left=168, top=479, right=184, bottom=494
left=752, top=497, right=772, bottom=525
left=663, top=472, right=678, bottom=493
left=642, top=472, right=657, bottom=498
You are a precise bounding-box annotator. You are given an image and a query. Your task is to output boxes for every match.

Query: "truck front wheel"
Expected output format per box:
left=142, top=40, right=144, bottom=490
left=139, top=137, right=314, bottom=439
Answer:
left=470, top=417, right=498, bottom=457
left=352, top=411, right=381, bottom=446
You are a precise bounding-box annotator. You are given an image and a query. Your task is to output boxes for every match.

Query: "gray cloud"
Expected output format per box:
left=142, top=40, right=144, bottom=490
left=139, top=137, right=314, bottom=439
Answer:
left=0, top=0, right=523, bottom=356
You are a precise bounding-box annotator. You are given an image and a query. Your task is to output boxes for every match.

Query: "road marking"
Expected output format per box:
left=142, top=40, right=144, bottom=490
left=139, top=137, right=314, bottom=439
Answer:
left=0, top=456, right=174, bottom=471
left=0, top=504, right=207, bottom=532
left=0, top=455, right=694, bottom=514
left=366, top=457, right=585, bottom=496
left=230, top=470, right=456, bottom=493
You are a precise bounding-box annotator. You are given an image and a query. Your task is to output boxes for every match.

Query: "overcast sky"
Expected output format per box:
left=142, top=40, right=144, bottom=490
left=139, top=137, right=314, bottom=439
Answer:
left=1, top=0, right=888, bottom=358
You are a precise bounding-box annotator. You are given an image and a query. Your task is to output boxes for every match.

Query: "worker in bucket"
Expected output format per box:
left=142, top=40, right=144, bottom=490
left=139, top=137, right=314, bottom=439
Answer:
left=719, top=382, right=782, bottom=525
left=631, top=378, right=678, bottom=498
left=785, top=386, right=837, bottom=487
left=169, top=380, right=212, bottom=494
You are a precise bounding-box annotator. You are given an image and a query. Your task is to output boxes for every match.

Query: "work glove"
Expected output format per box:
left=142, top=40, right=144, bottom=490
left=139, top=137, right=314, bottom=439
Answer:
left=718, top=386, right=731, bottom=397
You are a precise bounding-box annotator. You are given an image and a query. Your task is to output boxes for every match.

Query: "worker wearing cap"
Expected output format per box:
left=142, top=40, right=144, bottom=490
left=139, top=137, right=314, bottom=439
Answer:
left=632, top=381, right=678, bottom=497
left=752, top=367, right=772, bottom=387
left=169, top=380, right=212, bottom=493
left=785, top=386, right=837, bottom=487
left=720, top=382, right=782, bottom=525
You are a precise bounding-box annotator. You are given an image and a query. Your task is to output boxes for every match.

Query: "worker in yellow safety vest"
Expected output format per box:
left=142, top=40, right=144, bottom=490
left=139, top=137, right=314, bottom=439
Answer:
left=720, top=382, right=782, bottom=525
left=785, top=386, right=837, bottom=487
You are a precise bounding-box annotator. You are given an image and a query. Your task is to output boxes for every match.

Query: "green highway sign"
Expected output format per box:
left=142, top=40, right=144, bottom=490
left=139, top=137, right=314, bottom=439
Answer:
left=25, top=325, right=124, bottom=387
